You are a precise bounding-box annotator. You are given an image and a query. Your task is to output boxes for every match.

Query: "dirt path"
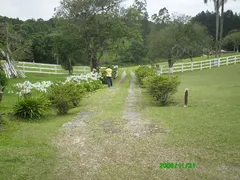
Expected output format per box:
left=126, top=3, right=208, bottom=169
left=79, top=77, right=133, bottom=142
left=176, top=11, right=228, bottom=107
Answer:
left=123, top=71, right=161, bottom=137
left=52, top=70, right=185, bottom=180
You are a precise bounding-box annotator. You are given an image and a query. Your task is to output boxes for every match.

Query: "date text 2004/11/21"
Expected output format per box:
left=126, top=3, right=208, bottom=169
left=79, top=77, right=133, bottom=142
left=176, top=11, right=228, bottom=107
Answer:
left=160, top=163, right=196, bottom=169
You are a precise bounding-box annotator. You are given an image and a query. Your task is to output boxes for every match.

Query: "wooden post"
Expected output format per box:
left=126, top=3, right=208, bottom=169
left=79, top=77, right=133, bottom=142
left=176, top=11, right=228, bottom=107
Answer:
left=218, top=58, right=220, bottom=67
left=226, top=57, right=228, bottom=65
left=191, top=62, right=193, bottom=71
left=209, top=60, right=212, bottom=69
left=181, top=64, right=184, bottom=72
left=200, top=61, right=202, bottom=70
left=184, top=88, right=188, bottom=107
left=234, top=56, right=237, bottom=64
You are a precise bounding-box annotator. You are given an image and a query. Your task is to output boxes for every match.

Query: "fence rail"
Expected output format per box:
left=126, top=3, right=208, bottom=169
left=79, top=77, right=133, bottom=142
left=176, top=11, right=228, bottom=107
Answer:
left=15, top=61, right=90, bottom=74
left=157, top=55, right=240, bottom=74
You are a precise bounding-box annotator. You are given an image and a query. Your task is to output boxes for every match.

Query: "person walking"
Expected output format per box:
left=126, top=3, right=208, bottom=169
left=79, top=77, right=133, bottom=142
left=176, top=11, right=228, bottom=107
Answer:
left=105, top=66, right=113, bottom=87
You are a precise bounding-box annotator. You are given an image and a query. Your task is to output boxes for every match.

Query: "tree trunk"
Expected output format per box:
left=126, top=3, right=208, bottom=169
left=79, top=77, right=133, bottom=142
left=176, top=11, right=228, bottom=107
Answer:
left=215, top=0, right=220, bottom=58
left=219, top=0, right=224, bottom=57
left=168, top=57, right=173, bottom=74
left=90, top=49, right=98, bottom=72
left=68, top=58, right=73, bottom=75
left=91, top=57, right=98, bottom=71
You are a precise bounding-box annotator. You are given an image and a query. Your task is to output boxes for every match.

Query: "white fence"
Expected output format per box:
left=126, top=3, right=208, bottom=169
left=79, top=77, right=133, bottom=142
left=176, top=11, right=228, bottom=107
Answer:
left=157, top=55, right=240, bottom=74
left=16, top=61, right=90, bottom=74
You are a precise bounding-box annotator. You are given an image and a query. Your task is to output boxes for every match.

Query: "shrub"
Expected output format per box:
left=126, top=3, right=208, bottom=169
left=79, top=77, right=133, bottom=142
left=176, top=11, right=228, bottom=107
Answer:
left=81, top=80, right=102, bottom=92
left=143, top=75, right=181, bottom=105
left=0, top=70, right=7, bottom=87
left=135, top=66, right=156, bottom=86
left=47, top=82, right=86, bottom=114
left=14, top=96, right=50, bottom=119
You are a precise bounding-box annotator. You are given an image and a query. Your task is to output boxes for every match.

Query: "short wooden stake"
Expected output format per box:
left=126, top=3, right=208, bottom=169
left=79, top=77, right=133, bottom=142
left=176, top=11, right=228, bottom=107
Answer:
left=184, top=88, right=188, bottom=107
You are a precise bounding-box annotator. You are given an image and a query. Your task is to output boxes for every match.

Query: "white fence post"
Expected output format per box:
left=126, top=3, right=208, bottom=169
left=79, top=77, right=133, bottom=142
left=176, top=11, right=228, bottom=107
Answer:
left=160, top=66, right=163, bottom=74
left=234, top=56, right=237, bottom=64
left=40, top=64, right=42, bottom=72
left=226, top=57, right=229, bottom=65
left=218, top=58, right=220, bottom=67
left=191, top=62, right=193, bottom=71
left=209, top=60, right=212, bottom=69
left=200, top=61, right=202, bottom=70
left=181, top=64, right=184, bottom=72
left=55, top=65, right=57, bottom=73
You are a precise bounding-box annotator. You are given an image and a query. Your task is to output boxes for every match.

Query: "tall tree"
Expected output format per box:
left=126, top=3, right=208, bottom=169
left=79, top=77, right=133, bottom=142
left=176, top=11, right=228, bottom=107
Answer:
left=55, top=0, right=128, bottom=71
left=204, top=0, right=236, bottom=56
left=204, top=0, right=220, bottom=57
left=223, top=31, right=240, bottom=52
left=147, top=21, right=211, bottom=73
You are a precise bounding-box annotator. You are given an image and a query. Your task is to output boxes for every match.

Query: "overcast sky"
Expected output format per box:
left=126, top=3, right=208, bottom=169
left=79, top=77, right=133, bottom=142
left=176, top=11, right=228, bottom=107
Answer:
left=0, top=0, right=239, bottom=21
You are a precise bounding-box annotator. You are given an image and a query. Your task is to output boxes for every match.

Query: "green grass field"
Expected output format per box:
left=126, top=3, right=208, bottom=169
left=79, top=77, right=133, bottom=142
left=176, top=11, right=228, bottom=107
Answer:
left=140, top=64, right=240, bottom=179
left=0, top=64, right=239, bottom=179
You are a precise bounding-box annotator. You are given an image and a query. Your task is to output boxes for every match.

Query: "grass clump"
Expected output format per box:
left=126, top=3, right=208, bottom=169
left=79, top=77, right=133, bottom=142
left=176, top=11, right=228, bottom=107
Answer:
left=14, top=96, right=50, bottom=119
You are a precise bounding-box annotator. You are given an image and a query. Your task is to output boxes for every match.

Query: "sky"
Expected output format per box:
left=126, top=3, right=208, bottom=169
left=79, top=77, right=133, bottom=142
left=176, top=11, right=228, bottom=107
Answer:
left=0, top=0, right=239, bottom=21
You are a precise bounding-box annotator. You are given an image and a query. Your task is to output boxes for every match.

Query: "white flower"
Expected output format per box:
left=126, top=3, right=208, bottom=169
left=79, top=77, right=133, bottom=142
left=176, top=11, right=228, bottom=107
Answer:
left=14, top=80, right=53, bottom=96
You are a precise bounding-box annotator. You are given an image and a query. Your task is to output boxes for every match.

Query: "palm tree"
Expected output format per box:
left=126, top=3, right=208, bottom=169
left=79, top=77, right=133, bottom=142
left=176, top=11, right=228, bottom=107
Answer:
left=204, top=0, right=220, bottom=57
left=204, top=0, right=236, bottom=57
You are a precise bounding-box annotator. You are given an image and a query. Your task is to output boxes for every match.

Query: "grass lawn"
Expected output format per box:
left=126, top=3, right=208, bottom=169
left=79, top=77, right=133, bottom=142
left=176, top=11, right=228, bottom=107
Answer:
left=140, top=63, right=240, bottom=179
left=0, top=64, right=239, bottom=179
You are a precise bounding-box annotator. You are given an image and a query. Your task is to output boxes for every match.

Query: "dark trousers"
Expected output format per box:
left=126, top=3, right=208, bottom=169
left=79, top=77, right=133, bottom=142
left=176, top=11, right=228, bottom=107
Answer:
left=107, top=77, right=112, bottom=87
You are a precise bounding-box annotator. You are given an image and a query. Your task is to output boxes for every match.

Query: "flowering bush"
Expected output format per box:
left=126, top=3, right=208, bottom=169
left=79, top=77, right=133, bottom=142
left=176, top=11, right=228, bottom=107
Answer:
left=12, top=72, right=103, bottom=116
left=14, top=81, right=53, bottom=96
left=65, top=73, right=101, bottom=84
left=65, top=73, right=102, bottom=92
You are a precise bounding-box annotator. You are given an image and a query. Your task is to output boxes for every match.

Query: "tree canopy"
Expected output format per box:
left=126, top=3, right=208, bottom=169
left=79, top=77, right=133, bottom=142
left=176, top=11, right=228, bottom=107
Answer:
left=0, top=2, right=240, bottom=73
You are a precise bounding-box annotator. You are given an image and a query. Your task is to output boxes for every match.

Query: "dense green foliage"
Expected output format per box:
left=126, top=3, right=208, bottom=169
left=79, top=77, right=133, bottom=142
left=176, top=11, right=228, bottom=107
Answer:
left=143, top=75, right=181, bottom=105
left=47, top=82, right=85, bottom=114
left=14, top=96, right=50, bottom=119
left=135, top=66, right=156, bottom=85
left=47, top=80, right=102, bottom=115
left=223, top=31, right=240, bottom=52
left=0, top=1, right=239, bottom=70
left=192, top=10, right=240, bottom=43
left=0, top=70, right=7, bottom=87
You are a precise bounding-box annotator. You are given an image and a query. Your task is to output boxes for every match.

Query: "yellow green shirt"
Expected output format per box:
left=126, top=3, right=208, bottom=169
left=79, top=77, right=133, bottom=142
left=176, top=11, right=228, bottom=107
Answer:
left=105, top=68, right=112, bottom=77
